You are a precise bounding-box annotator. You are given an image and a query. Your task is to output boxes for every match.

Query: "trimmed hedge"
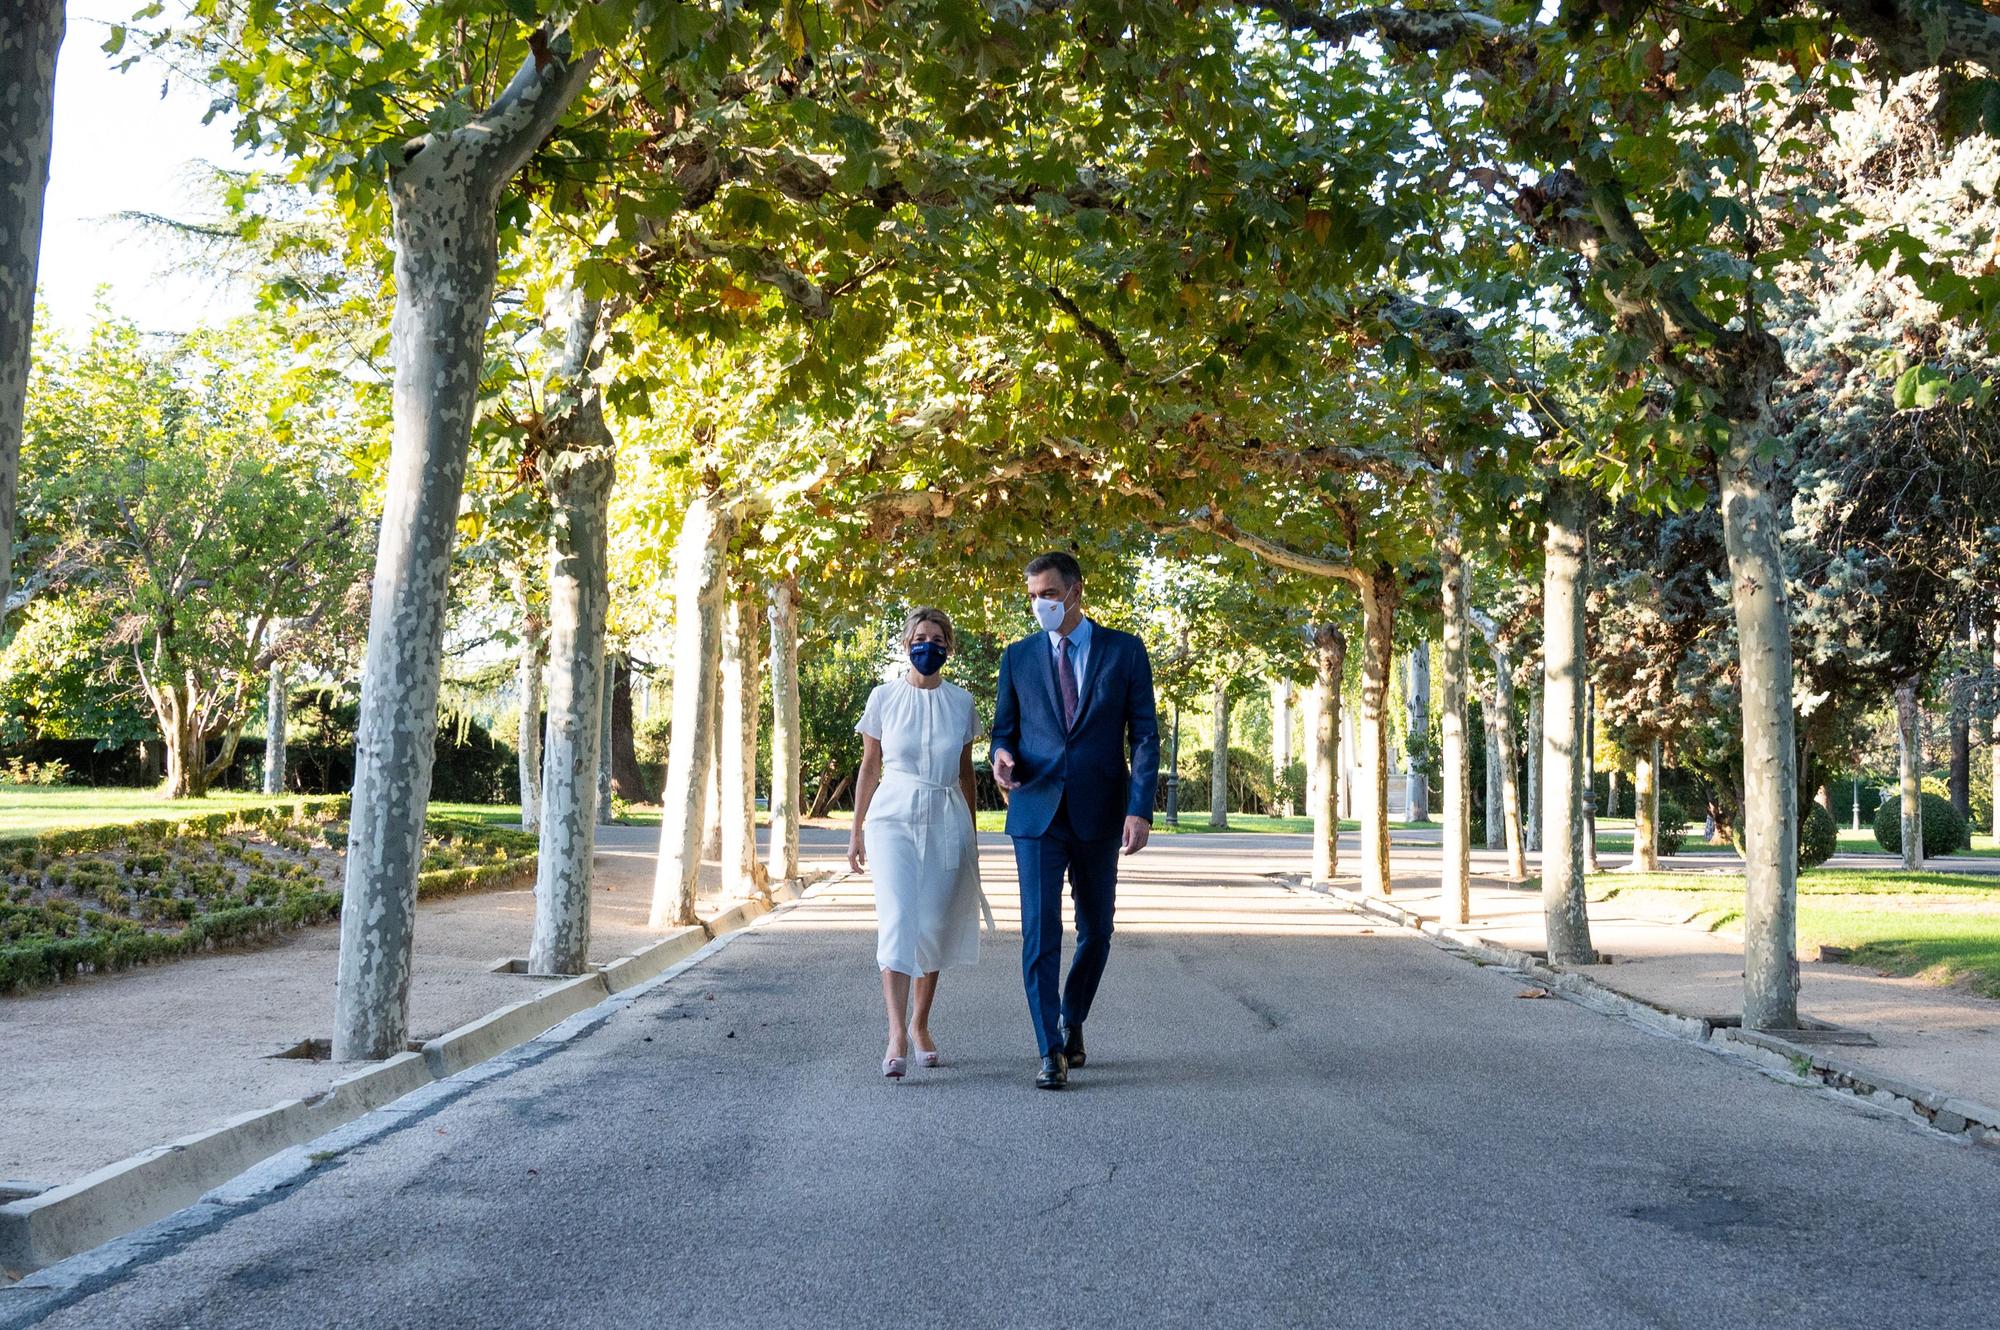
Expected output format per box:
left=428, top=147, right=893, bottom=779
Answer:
left=1873, top=791, right=1970, bottom=857
left=0, top=798, right=536, bottom=994
left=1800, top=803, right=1838, bottom=869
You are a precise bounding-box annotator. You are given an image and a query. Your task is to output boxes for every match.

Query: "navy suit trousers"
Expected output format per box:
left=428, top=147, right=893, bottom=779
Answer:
left=1013, top=797, right=1120, bottom=1056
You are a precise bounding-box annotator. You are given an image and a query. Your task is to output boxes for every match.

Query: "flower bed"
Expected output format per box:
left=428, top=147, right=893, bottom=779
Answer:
left=0, top=800, right=538, bottom=993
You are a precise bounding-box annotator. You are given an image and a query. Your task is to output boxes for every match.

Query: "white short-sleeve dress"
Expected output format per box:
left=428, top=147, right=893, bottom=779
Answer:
left=856, top=678, right=985, bottom=977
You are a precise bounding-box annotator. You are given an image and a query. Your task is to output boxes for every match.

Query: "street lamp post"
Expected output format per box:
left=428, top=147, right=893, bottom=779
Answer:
left=1165, top=704, right=1181, bottom=827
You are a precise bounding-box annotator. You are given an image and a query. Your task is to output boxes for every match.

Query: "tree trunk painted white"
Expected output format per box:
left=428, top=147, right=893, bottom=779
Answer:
left=1439, top=536, right=1470, bottom=924
left=527, top=296, right=615, bottom=977
left=1209, top=678, right=1230, bottom=829
left=1484, top=714, right=1504, bottom=850
left=648, top=492, right=731, bottom=928
left=1721, top=423, right=1800, bottom=1030
left=1358, top=571, right=1398, bottom=897
left=1404, top=640, right=1431, bottom=823
left=1270, top=677, right=1294, bottom=816
left=1897, top=679, right=1924, bottom=871
left=767, top=576, right=802, bottom=884
left=1632, top=738, right=1662, bottom=872
left=0, top=2, right=62, bottom=623
left=1540, top=478, right=1595, bottom=964
left=513, top=575, right=544, bottom=832
left=332, top=41, right=597, bottom=1061
left=262, top=662, right=287, bottom=795
left=1525, top=690, right=1543, bottom=853
left=720, top=586, right=770, bottom=901
left=1309, top=625, right=1345, bottom=882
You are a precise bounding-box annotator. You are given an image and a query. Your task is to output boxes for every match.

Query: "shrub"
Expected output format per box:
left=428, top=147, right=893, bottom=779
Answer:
left=1655, top=794, right=1689, bottom=857
left=1799, top=803, right=1838, bottom=869
left=1872, top=790, right=1970, bottom=857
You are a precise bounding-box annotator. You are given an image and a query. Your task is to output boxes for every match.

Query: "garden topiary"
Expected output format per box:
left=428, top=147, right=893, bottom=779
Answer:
left=1872, top=790, right=1970, bottom=857
left=1799, top=802, right=1838, bottom=869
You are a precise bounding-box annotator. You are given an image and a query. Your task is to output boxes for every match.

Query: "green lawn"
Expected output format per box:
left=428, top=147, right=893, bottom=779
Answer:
left=0, top=786, right=281, bottom=835
left=1593, top=868, right=2000, bottom=997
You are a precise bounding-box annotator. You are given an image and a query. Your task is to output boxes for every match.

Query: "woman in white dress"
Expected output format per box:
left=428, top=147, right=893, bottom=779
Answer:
left=848, top=607, right=984, bottom=1079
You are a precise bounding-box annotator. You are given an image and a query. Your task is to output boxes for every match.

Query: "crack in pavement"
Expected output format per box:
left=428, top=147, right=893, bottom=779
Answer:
left=1034, top=1162, right=1120, bottom=1218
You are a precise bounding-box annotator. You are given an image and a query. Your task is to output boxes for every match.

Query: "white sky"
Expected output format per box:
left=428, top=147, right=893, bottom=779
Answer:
left=37, top=0, right=261, bottom=333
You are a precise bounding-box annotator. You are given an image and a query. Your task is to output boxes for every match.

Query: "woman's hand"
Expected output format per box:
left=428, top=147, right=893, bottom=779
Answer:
left=847, top=832, right=866, bottom=875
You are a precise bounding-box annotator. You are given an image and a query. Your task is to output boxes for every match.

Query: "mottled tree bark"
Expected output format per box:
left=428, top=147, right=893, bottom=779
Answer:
left=1540, top=478, right=1595, bottom=964
left=1632, top=738, right=1661, bottom=872
left=1470, top=610, right=1527, bottom=879
left=527, top=297, right=615, bottom=977
left=720, top=586, right=770, bottom=901
left=597, top=651, right=615, bottom=823
left=1404, top=640, right=1432, bottom=824
left=1484, top=715, right=1504, bottom=850
left=1721, top=423, right=1799, bottom=1030
left=262, top=663, right=287, bottom=795
left=1525, top=691, right=1543, bottom=853
left=1897, top=679, right=1925, bottom=871
left=648, top=492, right=730, bottom=928
left=513, top=574, right=544, bottom=833
left=1439, top=535, right=1470, bottom=924
left=609, top=657, right=648, bottom=801
left=333, top=40, right=597, bottom=1061
left=1358, top=571, right=1398, bottom=896
left=767, top=577, right=802, bottom=883
left=1209, top=679, right=1230, bottom=829
left=1309, top=625, right=1345, bottom=882
left=0, top=2, right=62, bottom=622
left=1270, top=677, right=1294, bottom=816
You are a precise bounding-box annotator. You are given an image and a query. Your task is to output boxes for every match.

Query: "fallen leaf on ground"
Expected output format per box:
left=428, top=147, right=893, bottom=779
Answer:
left=1515, top=989, right=1551, bottom=1000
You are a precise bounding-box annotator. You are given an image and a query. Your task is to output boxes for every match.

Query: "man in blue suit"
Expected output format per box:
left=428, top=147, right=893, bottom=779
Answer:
left=989, top=552, right=1159, bottom=1089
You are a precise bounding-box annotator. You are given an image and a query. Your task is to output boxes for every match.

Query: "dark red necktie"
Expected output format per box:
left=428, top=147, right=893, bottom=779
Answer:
left=1057, top=636, right=1079, bottom=729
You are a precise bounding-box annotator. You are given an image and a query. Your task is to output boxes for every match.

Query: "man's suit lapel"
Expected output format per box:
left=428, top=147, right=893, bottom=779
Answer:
left=1067, top=623, right=1112, bottom=731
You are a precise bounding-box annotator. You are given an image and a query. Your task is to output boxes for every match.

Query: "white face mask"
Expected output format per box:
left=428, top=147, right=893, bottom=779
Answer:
left=1031, top=593, right=1069, bottom=633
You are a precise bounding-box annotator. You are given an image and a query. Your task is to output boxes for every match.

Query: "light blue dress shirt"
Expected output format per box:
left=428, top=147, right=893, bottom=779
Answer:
left=1046, top=615, right=1094, bottom=699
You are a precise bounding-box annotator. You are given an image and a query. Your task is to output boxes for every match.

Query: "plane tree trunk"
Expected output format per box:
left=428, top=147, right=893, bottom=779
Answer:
left=527, top=296, right=615, bottom=978
left=1358, top=570, right=1399, bottom=897
left=333, top=41, right=597, bottom=1060
left=767, top=577, right=802, bottom=883
left=1439, top=531, right=1470, bottom=924
left=0, top=2, right=62, bottom=621
left=648, top=491, right=731, bottom=928
left=1540, top=477, right=1595, bottom=964
left=1309, top=625, right=1346, bottom=883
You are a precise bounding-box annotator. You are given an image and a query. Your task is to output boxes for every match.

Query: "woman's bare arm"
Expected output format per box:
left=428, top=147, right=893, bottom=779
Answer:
left=848, top=736, right=884, bottom=873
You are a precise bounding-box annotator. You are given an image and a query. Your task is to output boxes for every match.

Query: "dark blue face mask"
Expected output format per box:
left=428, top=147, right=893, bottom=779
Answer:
left=909, top=641, right=948, bottom=677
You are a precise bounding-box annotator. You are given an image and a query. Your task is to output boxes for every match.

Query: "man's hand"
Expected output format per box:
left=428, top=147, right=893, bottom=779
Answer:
left=847, top=834, right=866, bottom=875
left=1121, top=816, right=1151, bottom=856
left=992, top=749, right=1018, bottom=791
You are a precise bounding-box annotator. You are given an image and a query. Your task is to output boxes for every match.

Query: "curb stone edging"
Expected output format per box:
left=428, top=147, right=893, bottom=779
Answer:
left=0, top=870, right=836, bottom=1281
left=1280, top=873, right=2000, bottom=1148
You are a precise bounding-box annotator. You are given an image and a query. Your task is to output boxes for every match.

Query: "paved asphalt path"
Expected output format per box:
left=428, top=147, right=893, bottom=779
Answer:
left=21, top=836, right=2000, bottom=1328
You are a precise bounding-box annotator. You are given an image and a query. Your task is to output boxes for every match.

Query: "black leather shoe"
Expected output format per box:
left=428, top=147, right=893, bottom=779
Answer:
left=1060, top=1023, right=1086, bottom=1068
left=1036, top=1052, right=1069, bottom=1090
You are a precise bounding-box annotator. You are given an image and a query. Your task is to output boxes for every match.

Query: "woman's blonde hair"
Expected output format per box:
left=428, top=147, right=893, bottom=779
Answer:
left=901, top=607, right=956, bottom=652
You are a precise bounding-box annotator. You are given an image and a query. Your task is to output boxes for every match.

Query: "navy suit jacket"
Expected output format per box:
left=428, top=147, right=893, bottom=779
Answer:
left=988, top=620, right=1160, bottom=841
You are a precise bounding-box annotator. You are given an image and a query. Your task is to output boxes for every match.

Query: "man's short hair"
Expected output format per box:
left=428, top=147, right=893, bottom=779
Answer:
left=1026, top=551, right=1083, bottom=589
